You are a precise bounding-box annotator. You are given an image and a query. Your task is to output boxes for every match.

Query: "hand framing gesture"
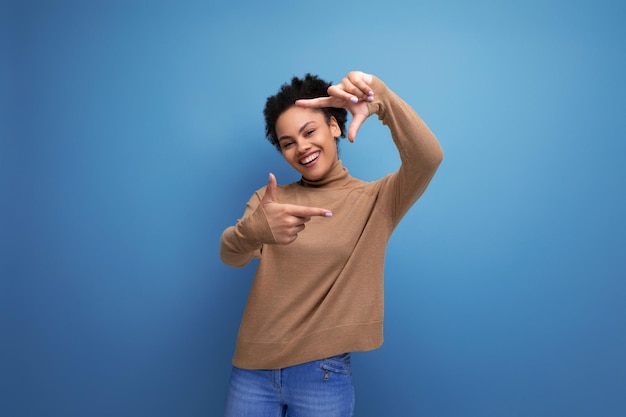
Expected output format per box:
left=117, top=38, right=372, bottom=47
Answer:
left=295, top=71, right=375, bottom=142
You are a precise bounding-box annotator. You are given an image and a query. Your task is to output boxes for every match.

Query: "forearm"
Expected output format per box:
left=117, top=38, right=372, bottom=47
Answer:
left=367, top=77, right=443, bottom=220
left=368, top=77, right=443, bottom=178
left=219, top=227, right=260, bottom=268
left=219, top=194, right=275, bottom=267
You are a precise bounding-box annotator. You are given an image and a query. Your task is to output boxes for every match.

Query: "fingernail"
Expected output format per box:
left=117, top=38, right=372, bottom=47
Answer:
left=367, top=96, right=374, bottom=102
left=368, top=91, right=374, bottom=96
left=324, top=212, right=333, bottom=217
left=350, top=96, right=358, bottom=103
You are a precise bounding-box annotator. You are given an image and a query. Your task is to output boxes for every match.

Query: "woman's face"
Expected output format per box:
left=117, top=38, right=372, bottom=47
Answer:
left=275, top=106, right=341, bottom=181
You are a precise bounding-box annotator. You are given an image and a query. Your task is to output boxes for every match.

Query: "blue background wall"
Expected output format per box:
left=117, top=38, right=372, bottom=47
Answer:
left=3, top=0, right=625, bottom=416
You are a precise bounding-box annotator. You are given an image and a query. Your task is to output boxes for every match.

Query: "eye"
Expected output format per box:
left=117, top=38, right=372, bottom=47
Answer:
left=305, top=129, right=315, bottom=137
left=281, top=141, right=293, bottom=149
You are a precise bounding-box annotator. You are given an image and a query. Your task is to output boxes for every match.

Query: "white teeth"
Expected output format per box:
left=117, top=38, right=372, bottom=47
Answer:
left=301, top=152, right=319, bottom=165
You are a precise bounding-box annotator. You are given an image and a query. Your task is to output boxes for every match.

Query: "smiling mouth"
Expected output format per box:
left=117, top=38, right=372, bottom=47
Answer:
left=300, top=151, right=320, bottom=165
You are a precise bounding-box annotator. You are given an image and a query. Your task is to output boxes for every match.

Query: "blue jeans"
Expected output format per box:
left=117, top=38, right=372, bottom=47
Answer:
left=223, top=353, right=354, bottom=417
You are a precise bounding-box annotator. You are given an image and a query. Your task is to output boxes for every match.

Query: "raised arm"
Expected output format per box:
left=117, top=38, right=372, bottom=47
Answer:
left=297, top=71, right=443, bottom=223
left=369, top=75, right=443, bottom=222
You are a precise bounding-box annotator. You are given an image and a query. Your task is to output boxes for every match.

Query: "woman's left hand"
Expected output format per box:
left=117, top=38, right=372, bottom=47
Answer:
left=295, top=71, right=375, bottom=142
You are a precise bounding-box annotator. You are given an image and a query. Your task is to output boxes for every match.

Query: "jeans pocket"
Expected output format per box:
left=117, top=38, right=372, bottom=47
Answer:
left=319, top=353, right=352, bottom=379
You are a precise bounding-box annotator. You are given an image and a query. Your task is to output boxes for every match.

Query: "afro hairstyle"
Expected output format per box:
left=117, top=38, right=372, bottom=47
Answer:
left=263, top=73, right=348, bottom=152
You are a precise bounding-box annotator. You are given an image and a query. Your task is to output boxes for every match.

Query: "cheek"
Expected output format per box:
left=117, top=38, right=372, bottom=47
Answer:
left=281, top=148, right=295, bottom=162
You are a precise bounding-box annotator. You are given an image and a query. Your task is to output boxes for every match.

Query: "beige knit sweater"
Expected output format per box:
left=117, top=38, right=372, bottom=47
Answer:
left=220, top=77, right=443, bottom=370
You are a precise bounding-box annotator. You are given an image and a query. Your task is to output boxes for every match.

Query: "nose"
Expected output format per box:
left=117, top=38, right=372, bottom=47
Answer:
left=296, top=138, right=311, bottom=154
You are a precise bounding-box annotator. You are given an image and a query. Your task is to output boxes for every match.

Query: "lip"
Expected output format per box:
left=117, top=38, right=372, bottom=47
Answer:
left=299, top=151, right=320, bottom=166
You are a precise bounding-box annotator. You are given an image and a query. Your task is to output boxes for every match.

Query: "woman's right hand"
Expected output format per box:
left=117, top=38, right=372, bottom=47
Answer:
left=261, top=173, right=332, bottom=245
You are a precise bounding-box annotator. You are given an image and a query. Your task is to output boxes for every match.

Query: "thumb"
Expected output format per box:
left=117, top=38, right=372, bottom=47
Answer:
left=261, top=173, right=277, bottom=204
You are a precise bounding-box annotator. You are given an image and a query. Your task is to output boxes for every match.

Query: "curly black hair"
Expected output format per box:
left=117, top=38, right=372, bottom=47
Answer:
left=264, top=73, right=348, bottom=152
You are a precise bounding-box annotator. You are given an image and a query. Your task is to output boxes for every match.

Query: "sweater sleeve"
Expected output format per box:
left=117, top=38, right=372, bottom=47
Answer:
left=219, top=188, right=277, bottom=267
left=366, top=77, right=444, bottom=225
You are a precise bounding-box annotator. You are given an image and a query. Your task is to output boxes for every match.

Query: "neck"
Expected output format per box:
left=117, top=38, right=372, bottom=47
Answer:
left=299, top=159, right=350, bottom=188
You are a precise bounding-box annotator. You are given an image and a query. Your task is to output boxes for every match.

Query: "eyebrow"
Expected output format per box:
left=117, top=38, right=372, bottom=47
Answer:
left=278, top=121, right=315, bottom=142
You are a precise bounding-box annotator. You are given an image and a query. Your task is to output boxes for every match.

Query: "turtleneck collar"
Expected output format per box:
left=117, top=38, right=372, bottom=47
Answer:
left=299, top=159, right=350, bottom=188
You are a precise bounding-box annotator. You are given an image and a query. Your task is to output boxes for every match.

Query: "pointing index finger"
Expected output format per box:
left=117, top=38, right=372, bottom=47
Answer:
left=285, top=204, right=333, bottom=218
left=295, top=96, right=342, bottom=109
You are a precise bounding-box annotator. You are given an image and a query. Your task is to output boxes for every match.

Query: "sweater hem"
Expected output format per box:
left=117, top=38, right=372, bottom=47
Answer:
left=232, top=320, right=384, bottom=370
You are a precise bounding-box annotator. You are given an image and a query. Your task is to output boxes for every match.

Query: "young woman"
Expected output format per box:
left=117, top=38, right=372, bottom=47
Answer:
left=220, top=70, right=443, bottom=416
